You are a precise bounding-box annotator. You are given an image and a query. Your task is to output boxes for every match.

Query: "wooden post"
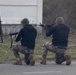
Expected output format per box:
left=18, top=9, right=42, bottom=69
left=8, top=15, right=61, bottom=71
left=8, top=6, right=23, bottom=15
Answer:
left=0, top=17, right=3, bottom=43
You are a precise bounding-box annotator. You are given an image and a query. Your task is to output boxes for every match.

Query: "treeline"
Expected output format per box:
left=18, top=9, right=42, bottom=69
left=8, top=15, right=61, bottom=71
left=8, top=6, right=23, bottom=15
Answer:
left=43, top=0, right=76, bottom=29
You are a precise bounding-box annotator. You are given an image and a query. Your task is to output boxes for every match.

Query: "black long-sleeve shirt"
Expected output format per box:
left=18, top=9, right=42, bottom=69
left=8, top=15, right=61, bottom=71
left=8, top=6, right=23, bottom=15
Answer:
left=46, top=24, right=70, bottom=48
left=15, top=24, right=37, bottom=49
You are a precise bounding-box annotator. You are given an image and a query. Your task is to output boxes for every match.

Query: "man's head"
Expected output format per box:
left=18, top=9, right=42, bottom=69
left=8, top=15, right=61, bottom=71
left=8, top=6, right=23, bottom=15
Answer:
left=21, top=18, right=29, bottom=27
left=55, top=17, right=65, bottom=25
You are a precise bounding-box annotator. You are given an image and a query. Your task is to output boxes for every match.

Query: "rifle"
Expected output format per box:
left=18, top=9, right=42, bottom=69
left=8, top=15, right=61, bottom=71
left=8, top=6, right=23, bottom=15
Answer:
left=9, top=24, right=53, bottom=48
left=9, top=32, right=18, bottom=48
left=40, top=24, right=54, bottom=30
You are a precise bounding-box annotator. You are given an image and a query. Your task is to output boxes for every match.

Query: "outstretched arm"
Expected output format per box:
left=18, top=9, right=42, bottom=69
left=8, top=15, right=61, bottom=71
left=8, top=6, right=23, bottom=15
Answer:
left=46, top=25, right=56, bottom=37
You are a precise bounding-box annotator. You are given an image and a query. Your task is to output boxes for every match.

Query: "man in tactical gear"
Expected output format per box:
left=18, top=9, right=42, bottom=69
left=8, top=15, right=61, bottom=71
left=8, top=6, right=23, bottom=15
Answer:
left=40, top=17, right=71, bottom=65
left=12, top=18, right=37, bottom=66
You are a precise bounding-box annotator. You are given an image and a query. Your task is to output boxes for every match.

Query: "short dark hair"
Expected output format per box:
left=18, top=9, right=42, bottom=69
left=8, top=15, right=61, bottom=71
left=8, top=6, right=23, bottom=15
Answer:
left=55, top=17, right=65, bottom=24
left=21, top=18, right=29, bottom=24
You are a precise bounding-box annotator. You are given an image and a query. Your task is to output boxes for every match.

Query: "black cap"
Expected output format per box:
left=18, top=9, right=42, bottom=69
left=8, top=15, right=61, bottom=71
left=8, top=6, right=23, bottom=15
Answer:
left=21, top=18, right=29, bottom=24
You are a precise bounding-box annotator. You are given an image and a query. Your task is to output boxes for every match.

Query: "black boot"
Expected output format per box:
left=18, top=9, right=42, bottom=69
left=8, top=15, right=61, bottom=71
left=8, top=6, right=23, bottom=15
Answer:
left=28, top=54, right=35, bottom=66
left=64, top=54, right=71, bottom=65
left=24, top=53, right=30, bottom=65
left=40, top=57, right=46, bottom=65
left=55, top=53, right=65, bottom=64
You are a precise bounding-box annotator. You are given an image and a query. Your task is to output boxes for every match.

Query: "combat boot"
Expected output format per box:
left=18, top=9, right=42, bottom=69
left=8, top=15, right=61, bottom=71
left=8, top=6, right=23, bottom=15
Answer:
left=64, top=54, right=71, bottom=65
left=40, top=58, right=46, bottom=65
left=24, top=54, right=30, bottom=65
left=55, top=53, right=66, bottom=64
left=13, top=58, right=22, bottom=65
left=28, top=54, right=35, bottom=66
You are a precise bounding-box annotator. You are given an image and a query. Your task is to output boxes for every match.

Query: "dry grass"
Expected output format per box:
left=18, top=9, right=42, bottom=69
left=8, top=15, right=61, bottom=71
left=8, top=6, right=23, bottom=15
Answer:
left=0, top=32, right=76, bottom=62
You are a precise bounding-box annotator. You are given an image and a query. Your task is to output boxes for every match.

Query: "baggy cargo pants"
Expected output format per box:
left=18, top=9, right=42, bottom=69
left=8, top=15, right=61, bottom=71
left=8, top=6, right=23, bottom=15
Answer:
left=12, top=44, right=34, bottom=65
left=42, top=42, right=67, bottom=64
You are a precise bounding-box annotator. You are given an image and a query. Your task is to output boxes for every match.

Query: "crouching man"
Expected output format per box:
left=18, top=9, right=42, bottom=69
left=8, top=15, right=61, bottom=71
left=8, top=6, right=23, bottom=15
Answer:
left=40, top=17, right=71, bottom=65
left=12, top=18, right=37, bottom=66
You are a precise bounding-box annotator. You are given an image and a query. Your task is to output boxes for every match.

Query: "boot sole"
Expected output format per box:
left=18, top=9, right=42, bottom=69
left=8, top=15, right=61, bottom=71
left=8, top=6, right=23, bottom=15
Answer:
left=65, top=55, right=71, bottom=65
left=40, top=61, right=46, bottom=65
left=30, top=60, right=35, bottom=66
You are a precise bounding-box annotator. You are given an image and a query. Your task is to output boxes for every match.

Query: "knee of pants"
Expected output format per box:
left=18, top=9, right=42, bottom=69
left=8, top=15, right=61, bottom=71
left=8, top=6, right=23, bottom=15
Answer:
left=42, top=43, right=49, bottom=50
left=55, top=60, right=62, bottom=64
left=43, top=42, right=49, bottom=47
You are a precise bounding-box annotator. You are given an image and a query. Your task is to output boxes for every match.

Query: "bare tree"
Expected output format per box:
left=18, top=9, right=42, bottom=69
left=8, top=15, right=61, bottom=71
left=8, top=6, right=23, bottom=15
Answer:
left=43, top=0, right=76, bottom=29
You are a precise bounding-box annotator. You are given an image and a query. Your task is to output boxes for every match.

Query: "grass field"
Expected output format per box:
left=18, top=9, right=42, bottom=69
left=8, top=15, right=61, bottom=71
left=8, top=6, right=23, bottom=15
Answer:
left=0, top=32, right=76, bottom=62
